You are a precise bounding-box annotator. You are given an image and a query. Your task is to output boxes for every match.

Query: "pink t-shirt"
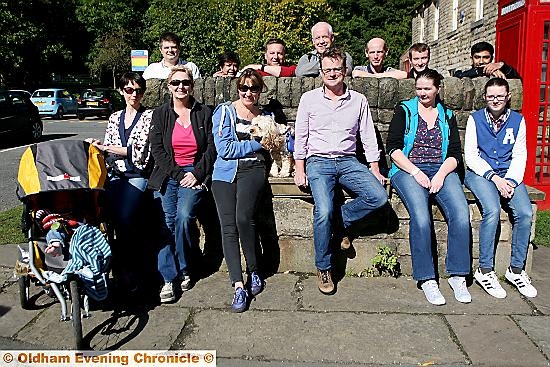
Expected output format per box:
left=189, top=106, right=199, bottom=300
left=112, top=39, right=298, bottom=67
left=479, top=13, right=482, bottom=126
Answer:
left=172, top=119, right=197, bottom=166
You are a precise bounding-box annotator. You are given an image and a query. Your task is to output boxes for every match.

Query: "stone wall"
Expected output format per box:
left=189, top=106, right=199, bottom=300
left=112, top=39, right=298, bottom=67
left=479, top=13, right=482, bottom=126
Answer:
left=143, top=76, right=524, bottom=148
left=144, top=76, right=541, bottom=277
left=412, top=0, right=498, bottom=76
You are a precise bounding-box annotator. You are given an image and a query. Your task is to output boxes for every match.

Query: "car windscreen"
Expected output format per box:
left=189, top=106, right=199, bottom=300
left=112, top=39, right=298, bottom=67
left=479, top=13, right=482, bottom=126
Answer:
left=82, top=90, right=106, bottom=99
left=32, top=91, right=55, bottom=98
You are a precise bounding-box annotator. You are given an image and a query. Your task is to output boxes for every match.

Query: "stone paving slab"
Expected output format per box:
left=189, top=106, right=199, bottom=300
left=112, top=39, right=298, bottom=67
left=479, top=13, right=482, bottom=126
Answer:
left=178, top=272, right=299, bottom=311
left=531, top=246, right=550, bottom=316
left=300, top=276, right=533, bottom=315
left=184, top=309, right=465, bottom=365
left=445, top=315, right=549, bottom=366
left=513, top=315, right=550, bottom=361
left=15, top=302, right=190, bottom=350
left=0, top=283, right=45, bottom=338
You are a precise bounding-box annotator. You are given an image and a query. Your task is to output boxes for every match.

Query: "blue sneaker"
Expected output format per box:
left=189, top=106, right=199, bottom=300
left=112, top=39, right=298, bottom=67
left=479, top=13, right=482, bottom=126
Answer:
left=231, top=287, right=248, bottom=313
left=250, top=272, right=263, bottom=296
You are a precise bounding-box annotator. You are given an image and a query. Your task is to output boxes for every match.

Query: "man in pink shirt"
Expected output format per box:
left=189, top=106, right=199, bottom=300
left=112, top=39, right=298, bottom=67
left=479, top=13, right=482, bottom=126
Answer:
left=293, top=47, right=388, bottom=295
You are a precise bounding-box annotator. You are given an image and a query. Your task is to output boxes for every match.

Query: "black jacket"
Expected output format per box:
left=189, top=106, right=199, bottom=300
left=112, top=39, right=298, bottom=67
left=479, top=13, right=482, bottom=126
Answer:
left=147, top=97, right=216, bottom=192
left=454, top=63, right=520, bottom=79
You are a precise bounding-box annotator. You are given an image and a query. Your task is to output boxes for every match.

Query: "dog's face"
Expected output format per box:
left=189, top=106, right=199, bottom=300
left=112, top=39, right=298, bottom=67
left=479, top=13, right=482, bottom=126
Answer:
left=249, top=115, right=285, bottom=151
left=249, top=115, right=278, bottom=138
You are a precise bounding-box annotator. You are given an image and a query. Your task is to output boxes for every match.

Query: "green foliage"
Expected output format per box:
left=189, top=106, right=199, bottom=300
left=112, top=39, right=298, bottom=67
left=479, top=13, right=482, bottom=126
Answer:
left=144, top=0, right=331, bottom=75
left=0, top=206, right=25, bottom=246
left=534, top=210, right=550, bottom=247
left=0, top=0, right=86, bottom=88
left=327, top=0, right=419, bottom=68
left=89, top=30, right=133, bottom=87
left=370, top=245, right=401, bottom=277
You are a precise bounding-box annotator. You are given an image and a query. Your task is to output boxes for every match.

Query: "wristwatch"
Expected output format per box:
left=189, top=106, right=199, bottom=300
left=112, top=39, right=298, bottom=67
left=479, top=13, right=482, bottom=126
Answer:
left=260, top=65, right=266, bottom=72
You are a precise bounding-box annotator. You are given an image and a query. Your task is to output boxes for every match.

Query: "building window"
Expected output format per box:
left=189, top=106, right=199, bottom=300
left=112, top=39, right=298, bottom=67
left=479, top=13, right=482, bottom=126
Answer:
left=452, top=0, right=459, bottom=31
left=433, top=0, right=439, bottom=41
left=475, top=0, right=484, bottom=21
left=419, top=10, right=425, bottom=42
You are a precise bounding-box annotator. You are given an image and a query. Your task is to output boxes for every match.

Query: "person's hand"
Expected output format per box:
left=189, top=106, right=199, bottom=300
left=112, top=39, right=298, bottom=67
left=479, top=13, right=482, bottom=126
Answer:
left=413, top=170, right=431, bottom=189
left=370, top=167, right=387, bottom=186
left=429, top=171, right=446, bottom=194
left=492, top=176, right=514, bottom=198
left=180, top=172, right=198, bottom=188
left=294, top=171, right=308, bottom=187
left=490, top=69, right=506, bottom=79
left=483, top=62, right=503, bottom=75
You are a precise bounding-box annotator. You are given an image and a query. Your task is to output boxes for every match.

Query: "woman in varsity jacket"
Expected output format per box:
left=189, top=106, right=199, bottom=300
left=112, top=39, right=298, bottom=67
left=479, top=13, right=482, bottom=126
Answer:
left=464, top=77, right=537, bottom=299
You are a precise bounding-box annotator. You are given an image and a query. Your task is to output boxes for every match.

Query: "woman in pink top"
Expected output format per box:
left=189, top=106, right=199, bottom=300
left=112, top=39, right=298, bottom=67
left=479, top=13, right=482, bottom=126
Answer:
left=148, top=65, right=216, bottom=303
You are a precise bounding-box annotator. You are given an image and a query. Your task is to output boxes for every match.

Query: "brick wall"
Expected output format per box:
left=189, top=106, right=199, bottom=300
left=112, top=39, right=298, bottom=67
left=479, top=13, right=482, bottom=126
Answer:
left=412, top=0, right=498, bottom=76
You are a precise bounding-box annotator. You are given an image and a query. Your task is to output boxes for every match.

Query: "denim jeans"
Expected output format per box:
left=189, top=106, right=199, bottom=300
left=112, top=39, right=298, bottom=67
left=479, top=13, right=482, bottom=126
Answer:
left=390, top=163, right=470, bottom=281
left=154, top=166, right=204, bottom=283
left=306, top=155, right=388, bottom=270
left=212, top=160, right=266, bottom=285
left=464, top=170, right=533, bottom=270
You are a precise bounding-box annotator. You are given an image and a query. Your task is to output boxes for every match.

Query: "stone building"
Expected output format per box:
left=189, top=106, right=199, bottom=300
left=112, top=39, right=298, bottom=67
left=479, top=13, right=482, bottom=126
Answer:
left=411, top=0, right=497, bottom=76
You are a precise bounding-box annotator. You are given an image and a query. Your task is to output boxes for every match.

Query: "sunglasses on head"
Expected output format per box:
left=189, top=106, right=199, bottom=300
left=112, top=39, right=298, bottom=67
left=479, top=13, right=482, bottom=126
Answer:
left=123, top=87, right=144, bottom=95
left=237, top=85, right=261, bottom=93
left=169, top=79, right=193, bottom=87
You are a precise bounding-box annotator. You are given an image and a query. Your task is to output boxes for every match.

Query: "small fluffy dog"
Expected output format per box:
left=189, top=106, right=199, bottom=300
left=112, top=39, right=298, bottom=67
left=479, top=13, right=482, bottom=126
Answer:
left=249, top=115, right=294, bottom=177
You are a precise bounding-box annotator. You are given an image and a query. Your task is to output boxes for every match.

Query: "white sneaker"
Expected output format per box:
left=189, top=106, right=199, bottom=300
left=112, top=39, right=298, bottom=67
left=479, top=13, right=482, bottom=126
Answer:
left=180, top=275, right=191, bottom=292
left=448, top=276, right=472, bottom=303
left=474, top=268, right=507, bottom=299
left=160, top=282, right=175, bottom=303
left=421, top=280, right=446, bottom=305
left=505, top=268, right=537, bottom=298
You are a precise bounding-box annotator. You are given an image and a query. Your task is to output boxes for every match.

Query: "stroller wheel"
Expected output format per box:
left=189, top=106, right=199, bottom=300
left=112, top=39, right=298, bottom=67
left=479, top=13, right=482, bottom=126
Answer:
left=69, top=280, right=84, bottom=349
left=18, top=276, right=31, bottom=310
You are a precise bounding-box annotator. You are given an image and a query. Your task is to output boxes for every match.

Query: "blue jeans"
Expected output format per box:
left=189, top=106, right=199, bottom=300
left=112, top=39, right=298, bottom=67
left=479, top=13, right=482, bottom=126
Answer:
left=154, top=167, right=204, bottom=283
left=464, top=170, right=533, bottom=270
left=306, top=155, right=388, bottom=270
left=391, top=163, right=470, bottom=281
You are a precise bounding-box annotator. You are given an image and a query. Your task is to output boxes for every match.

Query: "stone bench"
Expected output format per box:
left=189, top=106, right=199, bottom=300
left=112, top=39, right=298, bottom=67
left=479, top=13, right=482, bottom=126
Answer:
left=263, top=177, right=545, bottom=276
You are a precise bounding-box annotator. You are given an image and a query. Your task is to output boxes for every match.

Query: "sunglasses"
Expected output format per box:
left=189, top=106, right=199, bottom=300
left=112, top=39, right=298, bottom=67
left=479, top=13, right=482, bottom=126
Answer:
left=237, top=85, right=261, bottom=93
left=169, top=79, right=193, bottom=87
left=123, top=87, right=144, bottom=95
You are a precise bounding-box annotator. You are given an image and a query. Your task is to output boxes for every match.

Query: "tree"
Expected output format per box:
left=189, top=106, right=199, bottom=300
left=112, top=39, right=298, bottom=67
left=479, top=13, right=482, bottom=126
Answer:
left=143, top=0, right=331, bottom=76
left=89, top=31, right=132, bottom=88
left=327, top=0, right=419, bottom=68
left=0, top=0, right=87, bottom=88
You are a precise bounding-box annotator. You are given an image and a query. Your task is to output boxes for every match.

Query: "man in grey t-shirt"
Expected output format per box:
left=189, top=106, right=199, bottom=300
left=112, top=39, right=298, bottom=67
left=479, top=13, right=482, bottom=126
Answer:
left=295, top=22, right=353, bottom=77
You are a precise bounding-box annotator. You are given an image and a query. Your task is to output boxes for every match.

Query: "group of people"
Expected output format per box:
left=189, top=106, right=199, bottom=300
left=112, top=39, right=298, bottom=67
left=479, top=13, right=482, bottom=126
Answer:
left=142, top=22, right=520, bottom=83
left=87, top=20, right=534, bottom=312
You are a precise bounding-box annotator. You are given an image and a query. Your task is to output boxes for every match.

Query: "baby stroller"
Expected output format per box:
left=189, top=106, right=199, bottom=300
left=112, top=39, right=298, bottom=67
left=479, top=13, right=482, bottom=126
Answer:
left=15, top=140, right=110, bottom=349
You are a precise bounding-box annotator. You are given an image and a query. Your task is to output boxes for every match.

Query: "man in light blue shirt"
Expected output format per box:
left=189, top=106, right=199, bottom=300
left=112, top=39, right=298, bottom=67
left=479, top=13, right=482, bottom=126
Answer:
left=293, top=47, right=387, bottom=295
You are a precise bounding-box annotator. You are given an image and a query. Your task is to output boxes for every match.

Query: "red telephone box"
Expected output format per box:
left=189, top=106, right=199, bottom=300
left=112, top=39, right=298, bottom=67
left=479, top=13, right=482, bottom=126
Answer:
left=496, top=0, right=550, bottom=208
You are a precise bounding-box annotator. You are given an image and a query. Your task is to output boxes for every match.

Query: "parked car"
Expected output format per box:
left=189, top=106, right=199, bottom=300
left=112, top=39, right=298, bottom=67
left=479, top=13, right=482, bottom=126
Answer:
left=77, top=88, right=124, bottom=120
left=0, top=90, right=43, bottom=142
left=31, top=88, right=78, bottom=119
left=9, top=89, right=32, bottom=98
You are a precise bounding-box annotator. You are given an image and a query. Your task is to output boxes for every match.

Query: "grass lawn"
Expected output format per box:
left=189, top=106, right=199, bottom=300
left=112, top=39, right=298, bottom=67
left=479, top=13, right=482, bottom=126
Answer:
left=0, top=206, right=25, bottom=245
left=535, top=210, right=550, bottom=247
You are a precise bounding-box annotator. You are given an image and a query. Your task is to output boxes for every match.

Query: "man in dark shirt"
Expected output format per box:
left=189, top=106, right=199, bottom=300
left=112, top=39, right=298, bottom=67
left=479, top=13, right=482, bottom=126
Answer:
left=454, top=41, right=520, bottom=79
left=407, top=43, right=436, bottom=79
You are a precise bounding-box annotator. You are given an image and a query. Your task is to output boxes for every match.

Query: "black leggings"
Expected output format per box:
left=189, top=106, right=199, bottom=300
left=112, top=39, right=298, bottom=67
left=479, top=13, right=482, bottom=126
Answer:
left=212, top=160, right=266, bottom=285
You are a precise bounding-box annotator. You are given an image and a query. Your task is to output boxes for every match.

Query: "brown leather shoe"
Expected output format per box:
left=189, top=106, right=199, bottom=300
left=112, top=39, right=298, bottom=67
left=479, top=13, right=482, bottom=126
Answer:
left=340, top=236, right=351, bottom=250
left=317, top=269, right=335, bottom=295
